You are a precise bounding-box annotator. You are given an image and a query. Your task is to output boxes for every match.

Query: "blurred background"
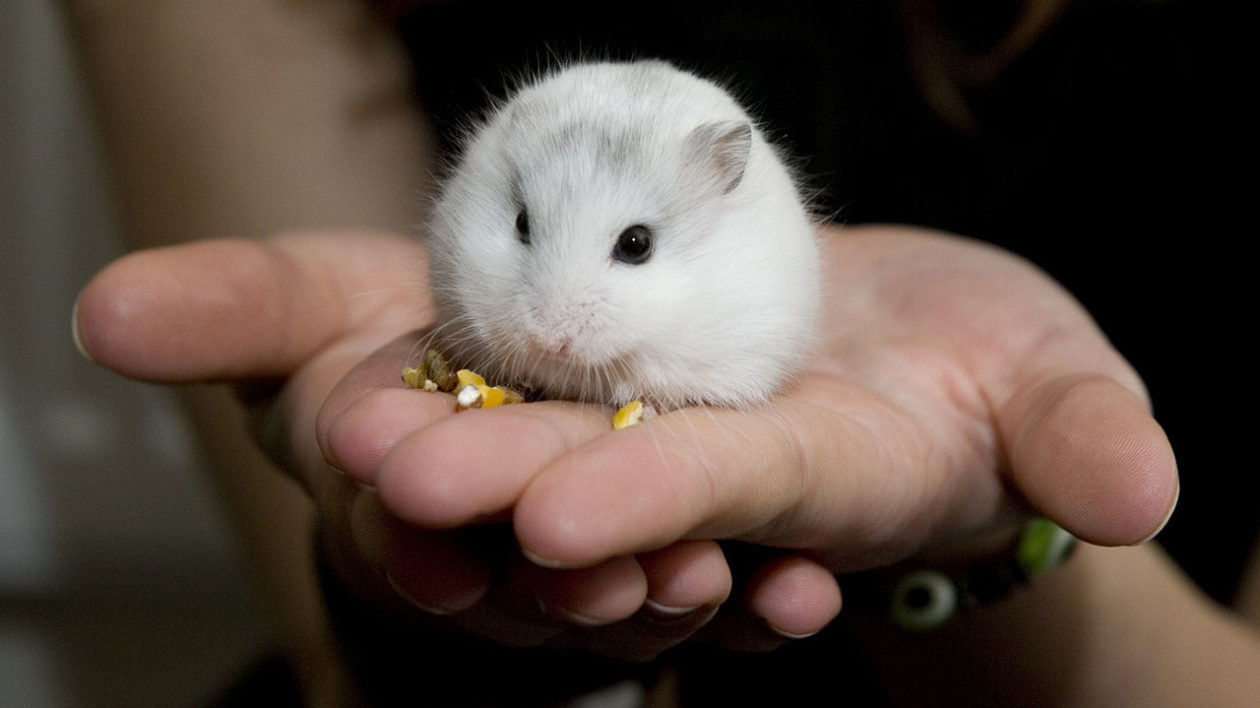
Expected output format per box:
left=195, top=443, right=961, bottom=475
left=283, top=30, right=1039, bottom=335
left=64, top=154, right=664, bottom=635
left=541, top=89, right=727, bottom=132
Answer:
left=1, top=2, right=273, bottom=705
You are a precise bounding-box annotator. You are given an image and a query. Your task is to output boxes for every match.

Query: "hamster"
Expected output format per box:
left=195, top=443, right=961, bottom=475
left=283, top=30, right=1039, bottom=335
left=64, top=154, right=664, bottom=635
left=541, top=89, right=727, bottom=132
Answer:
left=424, top=60, right=821, bottom=410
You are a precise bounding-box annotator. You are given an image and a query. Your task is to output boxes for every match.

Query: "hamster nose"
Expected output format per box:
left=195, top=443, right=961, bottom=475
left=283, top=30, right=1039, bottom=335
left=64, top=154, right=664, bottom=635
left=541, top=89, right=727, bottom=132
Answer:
left=528, top=329, right=572, bottom=356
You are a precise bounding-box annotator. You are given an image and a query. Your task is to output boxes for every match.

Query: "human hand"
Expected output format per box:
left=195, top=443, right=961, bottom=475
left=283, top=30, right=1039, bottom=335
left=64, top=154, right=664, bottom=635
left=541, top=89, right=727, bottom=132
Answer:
left=316, top=223, right=1177, bottom=641
left=72, top=230, right=811, bottom=662
left=74, top=224, right=1178, bottom=661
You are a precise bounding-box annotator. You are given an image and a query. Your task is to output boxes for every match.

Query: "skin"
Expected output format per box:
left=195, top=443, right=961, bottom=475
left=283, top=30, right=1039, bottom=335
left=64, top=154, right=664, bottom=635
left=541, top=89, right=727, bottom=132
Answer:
left=75, top=222, right=1179, bottom=659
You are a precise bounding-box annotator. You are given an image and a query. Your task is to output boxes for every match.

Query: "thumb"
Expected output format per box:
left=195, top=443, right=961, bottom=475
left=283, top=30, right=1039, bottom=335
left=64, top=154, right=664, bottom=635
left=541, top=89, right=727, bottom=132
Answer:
left=1003, top=373, right=1179, bottom=546
left=73, top=232, right=426, bottom=383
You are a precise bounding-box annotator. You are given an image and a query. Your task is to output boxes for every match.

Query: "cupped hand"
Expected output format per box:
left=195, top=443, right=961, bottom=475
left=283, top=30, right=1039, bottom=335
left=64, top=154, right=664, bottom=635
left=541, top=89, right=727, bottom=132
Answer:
left=72, top=229, right=806, bottom=660
left=73, top=223, right=1178, bottom=660
left=317, top=223, right=1177, bottom=626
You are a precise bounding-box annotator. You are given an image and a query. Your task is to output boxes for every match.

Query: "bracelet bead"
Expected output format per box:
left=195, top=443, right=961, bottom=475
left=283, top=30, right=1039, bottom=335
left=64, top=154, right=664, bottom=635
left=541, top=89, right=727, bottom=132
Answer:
left=847, top=518, right=1078, bottom=631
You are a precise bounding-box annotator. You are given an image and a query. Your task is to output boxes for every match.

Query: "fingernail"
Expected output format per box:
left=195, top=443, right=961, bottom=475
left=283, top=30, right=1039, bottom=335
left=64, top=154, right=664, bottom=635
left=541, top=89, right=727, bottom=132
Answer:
left=534, top=595, right=608, bottom=627
left=1137, top=479, right=1180, bottom=545
left=386, top=571, right=451, bottom=614
left=640, top=599, right=706, bottom=626
left=765, top=621, right=820, bottom=641
left=386, top=570, right=483, bottom=616
left=519, top=545, right=579, bottom=570
left=71, top=295, right=93, bottom=362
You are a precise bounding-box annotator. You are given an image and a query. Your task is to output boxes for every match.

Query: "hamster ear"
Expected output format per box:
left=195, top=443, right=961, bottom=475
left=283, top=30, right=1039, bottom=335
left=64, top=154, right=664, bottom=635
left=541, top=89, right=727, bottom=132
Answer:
left=686, top=120, right=752, bottom=195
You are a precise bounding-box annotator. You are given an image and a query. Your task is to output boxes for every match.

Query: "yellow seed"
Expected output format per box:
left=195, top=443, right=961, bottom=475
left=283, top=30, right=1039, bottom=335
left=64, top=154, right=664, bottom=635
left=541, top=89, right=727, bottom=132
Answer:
left=475, top=385, right=525, bottom=408
left=497, top=387, right=526, bottom=405
left=413, top=358, right=525, bottom=411
left=612, top=400, right=645, bottom=430
left=477, top=384, right=504, bottom=408
left=457, top=369, right=487, bottom=388
left=401, top=367, right=424, bottom=389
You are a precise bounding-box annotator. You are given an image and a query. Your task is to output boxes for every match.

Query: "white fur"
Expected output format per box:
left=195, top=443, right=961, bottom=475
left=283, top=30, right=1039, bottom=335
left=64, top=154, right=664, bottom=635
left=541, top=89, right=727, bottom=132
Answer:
left=425, top=60, right=820, bottom=408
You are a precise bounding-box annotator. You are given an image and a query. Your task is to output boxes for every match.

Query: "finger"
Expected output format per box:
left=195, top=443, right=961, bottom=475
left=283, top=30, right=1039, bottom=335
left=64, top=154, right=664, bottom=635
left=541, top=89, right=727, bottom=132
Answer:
left=436, top=551, right=643, bottom=650
left=383, top=520, right=494, bottom=615
left=73, top=232, right=426, bottom=382
left=523, top=555, right=649, bottom=627
left=537, top=543, right=731, bottom=662
left=638, top=540, right=732, bottom=618
left=74, top=233, right=431, bottom=490
left=511, top=392, right=967, bottom=571
left=321, top=385, right=458, bottom=482
left=697, top=549, right=842, bottom=652
left=557, top=606, right=722, bottom=663
left=742, top=555, right=843, bottom=640
left=315, top=323, right=618, bottom=511
left=1002, top=373, right=1179, bottom=545
left=370, top=401, right=615, bottom=528
left=316, top=330, right=457, bottom=482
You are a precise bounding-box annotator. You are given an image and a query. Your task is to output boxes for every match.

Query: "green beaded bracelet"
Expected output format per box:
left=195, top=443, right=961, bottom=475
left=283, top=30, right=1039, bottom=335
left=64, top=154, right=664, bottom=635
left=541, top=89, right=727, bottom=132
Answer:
left=848, top=518, right=1078, bottom=632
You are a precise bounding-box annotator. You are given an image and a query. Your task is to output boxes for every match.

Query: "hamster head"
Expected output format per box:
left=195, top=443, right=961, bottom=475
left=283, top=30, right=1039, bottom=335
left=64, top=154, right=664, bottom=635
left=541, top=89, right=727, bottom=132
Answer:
left=426, top=60, right=820, bottom=408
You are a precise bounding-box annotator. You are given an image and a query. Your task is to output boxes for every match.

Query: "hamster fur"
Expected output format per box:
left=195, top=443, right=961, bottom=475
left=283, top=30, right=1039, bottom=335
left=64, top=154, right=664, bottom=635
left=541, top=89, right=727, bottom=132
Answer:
left=425, top=60, right=820, bottom=409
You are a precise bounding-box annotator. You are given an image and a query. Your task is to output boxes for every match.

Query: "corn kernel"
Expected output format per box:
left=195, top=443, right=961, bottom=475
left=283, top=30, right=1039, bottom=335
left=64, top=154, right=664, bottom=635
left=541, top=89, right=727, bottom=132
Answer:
left=479, top=385, right=525, bottom=408
left=478, top=384, right=504, bottom=407
left=612, top=400, right=645, bottom=430
left=406, top=353, right=526, bottom=412
left=456, top=383, right=483, bottom=410
left=496, top=386, right=525, bottom=405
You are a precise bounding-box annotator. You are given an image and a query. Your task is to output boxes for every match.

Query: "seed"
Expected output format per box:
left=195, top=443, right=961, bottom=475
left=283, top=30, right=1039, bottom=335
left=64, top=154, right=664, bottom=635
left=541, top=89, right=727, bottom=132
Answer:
left=404, top=351, right=527, bottom=411
left=401, top=366, right=425, bottom=389
left=612, top=400, right=645, bottom=430
left=455, top=384, right=483, bottom=410
left=491, top=386, right=525, bottom=406
left=424, top=348, right=459, bottom=391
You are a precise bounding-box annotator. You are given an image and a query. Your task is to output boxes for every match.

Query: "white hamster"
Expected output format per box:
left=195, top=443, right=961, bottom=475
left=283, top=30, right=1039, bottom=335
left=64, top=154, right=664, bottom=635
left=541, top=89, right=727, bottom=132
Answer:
left=425, top=60, right=820, bottom=409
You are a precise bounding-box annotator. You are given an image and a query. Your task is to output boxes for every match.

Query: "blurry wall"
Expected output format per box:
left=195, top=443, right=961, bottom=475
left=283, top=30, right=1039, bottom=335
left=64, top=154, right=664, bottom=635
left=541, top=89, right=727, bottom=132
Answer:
left=1, top=2, right=271, bottom=705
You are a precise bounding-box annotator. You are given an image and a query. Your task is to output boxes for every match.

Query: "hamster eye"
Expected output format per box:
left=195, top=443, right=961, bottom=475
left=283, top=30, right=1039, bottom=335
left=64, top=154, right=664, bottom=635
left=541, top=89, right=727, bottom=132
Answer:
left=515, top=208, right=531, bottom=244
left=612, top=225, right=653, bottom=265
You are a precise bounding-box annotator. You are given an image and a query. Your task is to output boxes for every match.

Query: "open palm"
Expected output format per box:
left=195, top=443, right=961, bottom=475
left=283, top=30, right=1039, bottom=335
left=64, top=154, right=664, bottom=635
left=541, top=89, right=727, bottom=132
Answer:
left=76, top=223, right=1177, bottom=659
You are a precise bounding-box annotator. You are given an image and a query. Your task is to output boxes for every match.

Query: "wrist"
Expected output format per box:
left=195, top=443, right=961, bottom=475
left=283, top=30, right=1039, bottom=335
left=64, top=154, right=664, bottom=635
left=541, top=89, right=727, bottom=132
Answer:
left=841, top=518, right=1078, bottom=631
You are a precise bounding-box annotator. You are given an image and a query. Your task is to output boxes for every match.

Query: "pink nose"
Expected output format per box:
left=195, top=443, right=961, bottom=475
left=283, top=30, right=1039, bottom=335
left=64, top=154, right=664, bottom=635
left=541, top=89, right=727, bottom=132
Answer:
left=529, top=330, right=572, bottom=356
